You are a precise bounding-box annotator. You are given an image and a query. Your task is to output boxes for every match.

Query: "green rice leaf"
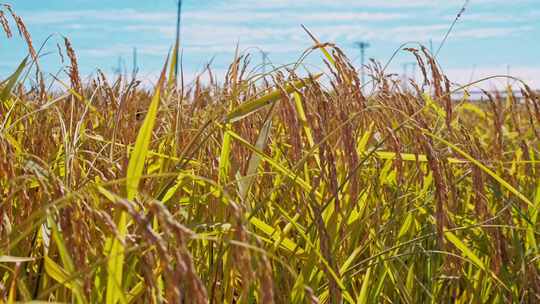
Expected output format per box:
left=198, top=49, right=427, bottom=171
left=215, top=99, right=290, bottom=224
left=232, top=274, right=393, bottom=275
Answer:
left=224, top=127, right=322, bottom=200
left=224, top=74, right=322, bottom=123
left=218, top=124, right=232, bottom=184
left=44, top=256, right=88, bottom=304
left=0, top=256, right=34, bottom=263
left=357, top=266, right=372, bottom=304
left=125, top=60, right=168, bottom=200
left=424, top=130, right=535, bottom=207
left=0, top=57, right=28, bottom=102
left=106, top=56, right=169, bottom=304
left=44, top=256, right=75, bottom=290
left=250, top=216, right=304, bottom=255
left=239, top=118, right=272, bottom=202
left=48, top=217, right=87, bottom=304
left=444, top=231, right=486, bottom=270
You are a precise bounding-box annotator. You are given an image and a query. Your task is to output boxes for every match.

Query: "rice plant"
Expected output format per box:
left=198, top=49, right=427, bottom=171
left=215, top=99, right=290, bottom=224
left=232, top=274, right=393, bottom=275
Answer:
left=1, top=4, right=539, bottom=303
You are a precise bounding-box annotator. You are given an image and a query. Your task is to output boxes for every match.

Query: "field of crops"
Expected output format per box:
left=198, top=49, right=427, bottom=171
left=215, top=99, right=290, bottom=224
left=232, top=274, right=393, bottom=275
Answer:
left=1, top=5, right=540, bottom=304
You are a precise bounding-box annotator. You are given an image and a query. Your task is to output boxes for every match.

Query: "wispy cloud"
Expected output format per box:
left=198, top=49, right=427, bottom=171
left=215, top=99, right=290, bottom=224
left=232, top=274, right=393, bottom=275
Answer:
left=450, top=26, right=533, bottom=39
left=23, top=9, right=410, bottom=26
left=449, top=11, right=540, bottom=23
left=7, top=0, right=538, bottom=88
left=80, top=44, right=170, bottom=58
left=23, top=9, right=175, bottom=24
left=222, top=0, right=440, bottom=9
left=119, top=22, right=529, bottom=48
left=20, top=0, right=535, bottom=55
left=220, top=0, right=536, bottom=10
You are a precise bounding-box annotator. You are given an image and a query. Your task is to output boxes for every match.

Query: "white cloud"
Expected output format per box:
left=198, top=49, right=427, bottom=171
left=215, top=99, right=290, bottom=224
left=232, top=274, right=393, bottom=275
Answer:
left=73, top=20, right=531, bottom=65
left=450, top=26, right=533, bottom=39
left=20, top=2, right=533, bottom=52
left=23, top=9, right=175, bottom=24
left=11, top=0, right=538, bottom=88
left=448, top=10, right=540, bottom=23
left=80, top=44, right=170, bottom=58
left=22, top=9, right=409, bottom=26
left=222, top=0, right=442, bottom=9
left=220, top=0, right=535, bottom=10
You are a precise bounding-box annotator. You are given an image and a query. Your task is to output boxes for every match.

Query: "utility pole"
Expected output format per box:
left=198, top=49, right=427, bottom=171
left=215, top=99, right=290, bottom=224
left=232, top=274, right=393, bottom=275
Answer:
left=402, top=62, right=417, bottom=91
left=174, top=0, right=183, bottom=80
left=402, top=63, right=408, bottom=91
left=355, top=41, right=370, bottom=88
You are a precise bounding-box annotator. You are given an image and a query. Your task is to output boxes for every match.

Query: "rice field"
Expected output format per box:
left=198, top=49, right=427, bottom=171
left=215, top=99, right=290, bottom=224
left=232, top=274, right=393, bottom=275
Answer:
left=1, top=5, right=540, bottom=304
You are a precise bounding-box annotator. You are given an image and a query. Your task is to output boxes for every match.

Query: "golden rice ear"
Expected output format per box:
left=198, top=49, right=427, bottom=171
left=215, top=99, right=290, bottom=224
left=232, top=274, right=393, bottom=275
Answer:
left=64, top=37, right=82, bottom=95
left=3, top=4, right=36, bottom=61
left=0, top=9, right=13, bottom=38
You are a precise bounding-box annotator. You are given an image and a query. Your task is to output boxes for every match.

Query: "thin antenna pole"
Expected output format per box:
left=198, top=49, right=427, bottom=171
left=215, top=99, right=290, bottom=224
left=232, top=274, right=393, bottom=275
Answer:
left=174, top=0, right=183, bottom=79
left=132, top=47, right=138, bottom=79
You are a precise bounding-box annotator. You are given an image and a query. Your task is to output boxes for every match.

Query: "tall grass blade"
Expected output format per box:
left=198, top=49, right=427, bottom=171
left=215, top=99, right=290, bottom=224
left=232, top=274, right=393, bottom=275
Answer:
left=225, top=74, right=322, bottom=122
left=424, top=130, right=535, bottom=207
left=239, top=118, right=272, bottom=202
left=0, top=57, right=28, bottom=102
left=105, top=56, right=169, bottom=304
left=0, top=256, right=34, bottom=263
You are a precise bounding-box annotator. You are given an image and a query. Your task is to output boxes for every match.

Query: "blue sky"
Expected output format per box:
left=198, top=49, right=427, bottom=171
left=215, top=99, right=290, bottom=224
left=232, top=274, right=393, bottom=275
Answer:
left=1, top=0, right=539, bottom=88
